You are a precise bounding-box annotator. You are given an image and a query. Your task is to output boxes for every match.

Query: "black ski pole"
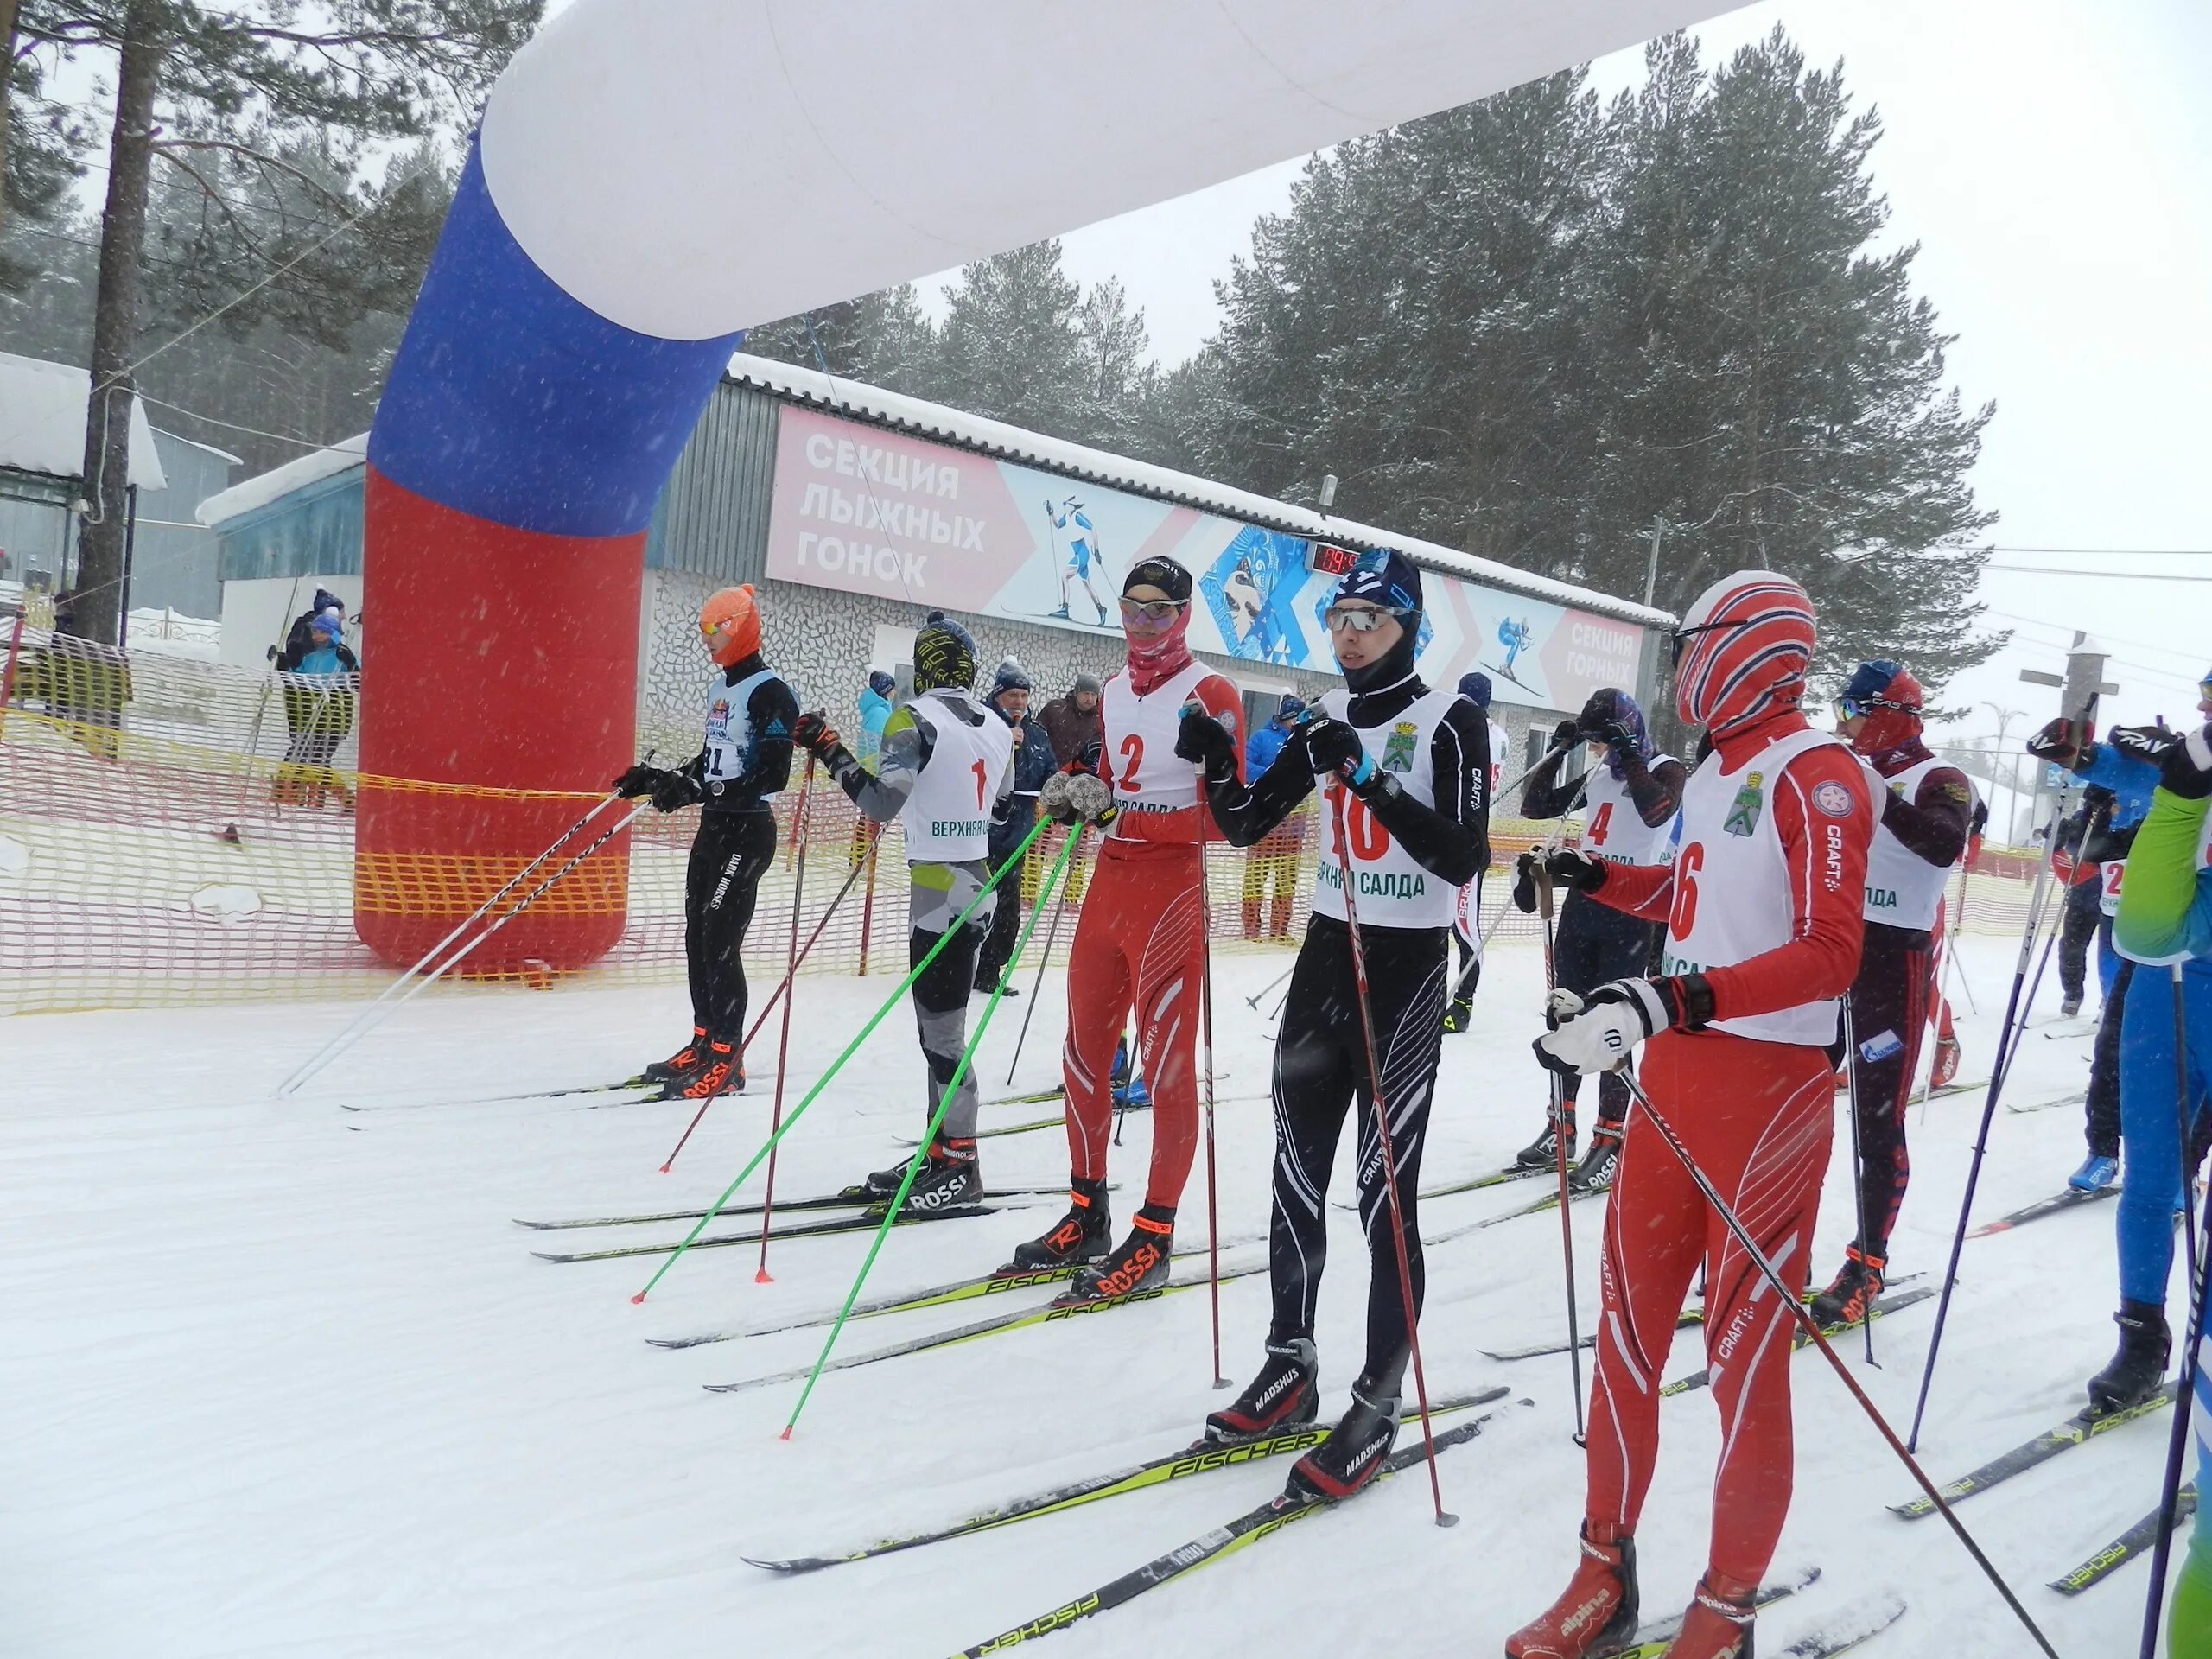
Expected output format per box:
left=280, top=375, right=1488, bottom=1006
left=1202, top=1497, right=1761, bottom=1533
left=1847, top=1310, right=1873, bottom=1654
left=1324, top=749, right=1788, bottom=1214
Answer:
left=1003, top=825, right=1081, bottom=1087
left=1840, top=1001, right=1878, bottom=1367
left=2140, top=1061, right=2212, bottom=1659
left=1534, top=863, right=1589, bottom=1445
left=1614, top=1069, right=2062, bottom=1659
left=1907, top=782, right=2073, bottom=1451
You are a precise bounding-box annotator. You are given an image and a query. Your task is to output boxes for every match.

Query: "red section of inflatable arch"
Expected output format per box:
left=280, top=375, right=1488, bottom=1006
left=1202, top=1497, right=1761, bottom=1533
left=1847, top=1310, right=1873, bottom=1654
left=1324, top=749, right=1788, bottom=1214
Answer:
left=354, top=467, right=641, bottom=973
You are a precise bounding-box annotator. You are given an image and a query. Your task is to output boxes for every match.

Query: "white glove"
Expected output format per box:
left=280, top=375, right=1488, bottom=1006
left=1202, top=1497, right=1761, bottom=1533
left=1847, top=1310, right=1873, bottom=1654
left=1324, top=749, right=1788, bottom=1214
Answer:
left=1544, top=987, right=1586, bottom=1027
left=1535, top=979, right=1671, bottom=1075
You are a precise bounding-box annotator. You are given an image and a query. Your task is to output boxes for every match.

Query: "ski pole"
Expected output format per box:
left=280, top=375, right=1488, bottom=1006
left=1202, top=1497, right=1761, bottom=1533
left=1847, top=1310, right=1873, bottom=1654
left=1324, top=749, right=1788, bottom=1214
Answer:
left=1533, top=862, right=1590, bottom=1446
left=1612, top=1069, right=2063, bottom=1659
left=1197, top=825, right=1228, bottom=1390
left=275, top=790, right=627, bottom=1096
left=2140, top=1079, right=2212, bottom=1659
left=857, top=816, right=880, bottom=976
left=754, top=759, right=817, bottom=1283
left=1906, top=777, right=2075, bottom=1451
left=1245, top=961, right=1295, bottom=1011
left=1003, top=823, right=1082, bottom=1086
left=1494, top=731, right=1582, bottom=805
left=1328, top=785, right=1456, bottom=1527
left=1839, top=1001, right=1877, bottom=1367
left=658, top=851, right=867, bottom=1173
left=779, top=831, right=1081, bottom=1435
left=632, top=815, right=1054, bottom=1302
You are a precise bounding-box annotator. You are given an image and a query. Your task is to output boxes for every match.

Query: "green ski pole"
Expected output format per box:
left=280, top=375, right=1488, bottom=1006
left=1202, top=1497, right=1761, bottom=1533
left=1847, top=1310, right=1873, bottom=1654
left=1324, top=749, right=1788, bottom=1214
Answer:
left=632, top=816, right=1052, bottom=1303
left=778, top=829, right=1080, bottom=1435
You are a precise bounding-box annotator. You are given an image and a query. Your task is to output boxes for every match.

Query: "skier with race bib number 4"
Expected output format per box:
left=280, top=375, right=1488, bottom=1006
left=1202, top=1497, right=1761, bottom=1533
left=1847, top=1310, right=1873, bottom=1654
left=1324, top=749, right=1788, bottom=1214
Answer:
left=1508, top=570, right=1873, bottom=1659
left=793, top=611, right=1015, bottom=1211
left=1007, top=556, right=1244, bottom=1299
left=615, top=584, right=798, bottom=1102
left=1178, top=548, right=1489, bottom=1499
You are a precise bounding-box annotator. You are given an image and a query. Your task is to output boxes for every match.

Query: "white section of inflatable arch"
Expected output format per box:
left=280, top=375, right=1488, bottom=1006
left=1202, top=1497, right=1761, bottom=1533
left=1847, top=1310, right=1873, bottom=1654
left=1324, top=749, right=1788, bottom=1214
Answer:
left=480, top=0, right=1744, bottom=342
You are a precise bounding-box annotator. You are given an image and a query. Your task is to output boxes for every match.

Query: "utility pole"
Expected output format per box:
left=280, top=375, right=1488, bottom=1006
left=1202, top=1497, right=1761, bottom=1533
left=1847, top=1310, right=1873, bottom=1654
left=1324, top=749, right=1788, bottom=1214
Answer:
left=1637, top=513, right=1666, bottom=609
left=1980, top=702, right=2027, bottom=841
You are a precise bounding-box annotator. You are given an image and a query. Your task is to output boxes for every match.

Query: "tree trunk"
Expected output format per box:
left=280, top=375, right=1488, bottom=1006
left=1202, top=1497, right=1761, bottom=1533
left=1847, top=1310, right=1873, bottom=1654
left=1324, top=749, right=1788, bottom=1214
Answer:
left=0, top=0, right=20, bottom=240
left=73, top=2, right=165, bottom=646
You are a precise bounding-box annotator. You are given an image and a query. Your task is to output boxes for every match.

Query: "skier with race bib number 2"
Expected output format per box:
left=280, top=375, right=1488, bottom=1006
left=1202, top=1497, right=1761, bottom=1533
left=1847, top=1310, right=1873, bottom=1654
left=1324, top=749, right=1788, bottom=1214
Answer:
left=1508, top=569, right=1874, bottom=1659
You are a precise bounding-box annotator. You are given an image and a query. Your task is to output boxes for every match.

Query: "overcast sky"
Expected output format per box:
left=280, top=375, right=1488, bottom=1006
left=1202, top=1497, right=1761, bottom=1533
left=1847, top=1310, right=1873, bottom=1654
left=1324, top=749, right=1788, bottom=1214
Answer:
left=912, top=0, right=2212, bottom=799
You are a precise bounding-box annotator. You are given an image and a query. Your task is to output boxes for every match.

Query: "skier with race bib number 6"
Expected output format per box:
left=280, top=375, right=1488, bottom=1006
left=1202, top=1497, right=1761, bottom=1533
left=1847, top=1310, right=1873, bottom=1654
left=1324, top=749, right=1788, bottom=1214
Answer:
left=1508, top=570, right=1873, bottom=1659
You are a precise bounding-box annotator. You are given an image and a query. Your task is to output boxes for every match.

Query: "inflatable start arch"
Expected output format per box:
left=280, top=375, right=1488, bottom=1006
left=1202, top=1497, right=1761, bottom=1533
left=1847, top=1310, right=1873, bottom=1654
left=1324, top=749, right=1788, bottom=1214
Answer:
left=359, top=0, right=1728, bottom=969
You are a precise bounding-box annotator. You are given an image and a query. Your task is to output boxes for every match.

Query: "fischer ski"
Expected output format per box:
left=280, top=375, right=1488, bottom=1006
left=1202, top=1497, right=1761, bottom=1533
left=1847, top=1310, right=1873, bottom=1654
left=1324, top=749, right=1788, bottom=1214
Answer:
left=1661, top=1287, right=1934, bottom=1396
left=514, top=1183, right=1091, bottom=1231
left=2050, top=1485, right=2198, bottom=1594
left=338, top=1076, right=658, bottom=1113
left=1891, top=1382, right=2179, bottom=1518
left=743, top=1387, right=1511, bottom=1574
left=1967, top=1182, right=2120, bottom=1238
left=986, top=1084, right=1066, bottom=1108
left=531, top=1198, right=1048, bottom=1263
left=2005, top=1090, right=2088, bottom=1116
left=648, top=1235, right=1264, bottom=1349
left=948, top=1399, right=1525, bottom=1656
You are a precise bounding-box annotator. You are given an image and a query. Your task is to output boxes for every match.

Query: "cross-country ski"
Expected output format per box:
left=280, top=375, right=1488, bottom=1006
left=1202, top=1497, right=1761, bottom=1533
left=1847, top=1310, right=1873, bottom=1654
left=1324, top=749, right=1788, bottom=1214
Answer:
left=1890, top=1382, right=2180, bottom=1518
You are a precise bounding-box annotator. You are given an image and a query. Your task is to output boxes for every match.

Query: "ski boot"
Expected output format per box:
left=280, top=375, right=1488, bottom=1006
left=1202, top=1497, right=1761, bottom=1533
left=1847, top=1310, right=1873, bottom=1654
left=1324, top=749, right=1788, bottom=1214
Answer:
left=1048, top=602, right=1071, bottom=620
left=1058, top=1205, right=1173, bottom=1303
left=2087, top=1300, right=2171, bottom=1415
left=1567, top=1123, right=1622, bottom=1194
left=1929, top=1033, right=1961, bottom=1090
left=2061, top=995, right=2083, bottom=1019
left=645, top=1025, right=709, bottom=1084
left=1809, top=1244, right=1885, bottom=1329
left=663, top=1036, right=742, bottom=1101
left=1109, top=1036, right=1132, bottom=1094
left=890, top=1138, right=983, bottom=1213
left=1204, top=1338, right=1319, bottom=1445
left=1113, top=1075, right=1151, bottom=1109
left=1283, top=1376, right=1397, bottom=1502
left=1505, top=1528, right=1640, bottom=1659
left=2069, top=1152, right=2120, bottom=1193
left=1005, top=1177, right=1111, bottom=1270
left=1514, top=1110, right=1575, bottom=1172
left=1663, top=1579, right=1758, bottom=1659
left=1093, top=601, right=1109, bottom=627
left=1442, top=995, right=1474, bottom=1034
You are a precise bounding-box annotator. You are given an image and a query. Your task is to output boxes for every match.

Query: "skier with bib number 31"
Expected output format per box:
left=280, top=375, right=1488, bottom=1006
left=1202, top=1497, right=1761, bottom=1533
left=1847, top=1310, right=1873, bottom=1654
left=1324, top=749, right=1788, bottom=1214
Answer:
left=1178, top=548, right=1490, bottom=1501
left=1507, top=570, right=1873, bottom=1659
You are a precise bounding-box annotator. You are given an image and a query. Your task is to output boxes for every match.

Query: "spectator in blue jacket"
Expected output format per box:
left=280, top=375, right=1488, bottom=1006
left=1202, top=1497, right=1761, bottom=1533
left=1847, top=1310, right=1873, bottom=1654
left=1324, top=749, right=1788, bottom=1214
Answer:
left=1242, top=693, right=1308, bottom=939
left=976, top=660, right=1059, bottom=995
left=855, top=668, right=896, bottom=774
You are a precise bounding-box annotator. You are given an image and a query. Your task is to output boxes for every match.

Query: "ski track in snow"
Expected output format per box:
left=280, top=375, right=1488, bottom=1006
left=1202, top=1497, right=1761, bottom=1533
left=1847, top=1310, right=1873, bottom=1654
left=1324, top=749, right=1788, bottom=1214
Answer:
left=0, top=939, right=2182, bottom=1656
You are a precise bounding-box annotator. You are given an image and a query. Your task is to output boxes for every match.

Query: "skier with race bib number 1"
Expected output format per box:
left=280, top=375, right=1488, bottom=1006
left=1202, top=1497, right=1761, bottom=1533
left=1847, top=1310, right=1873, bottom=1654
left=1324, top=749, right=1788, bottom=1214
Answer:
left=1007, top=556, right=1245, bottom=1300
left=792, top=611, right=1015, bottom=1213
left=1508, top=569, right=1874, bottom=1659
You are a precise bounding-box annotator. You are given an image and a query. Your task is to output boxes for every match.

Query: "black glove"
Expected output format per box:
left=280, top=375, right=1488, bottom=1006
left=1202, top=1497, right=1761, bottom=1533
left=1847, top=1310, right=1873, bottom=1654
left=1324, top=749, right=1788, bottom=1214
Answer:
left=792, top=710, right=841, bottom=756
left=1303, top=715, right=1380, bottom=794
left=2111, top=724, right=2212, bottom=800
left=2025, top=717, right=2083, bottom=766
left=1513, top=846, right=1606, bottom=913
left=1174, top=702, right=1238, bottom=773
left=650, top=770, right=703, bottom=813
left=1596, top=721, right=1637, bottom=755
left=1550, top=719, right=1581, bottom=752
left=1512, top=850, right=1540, bottom=913
left=612, top=764, right=663, bottom=800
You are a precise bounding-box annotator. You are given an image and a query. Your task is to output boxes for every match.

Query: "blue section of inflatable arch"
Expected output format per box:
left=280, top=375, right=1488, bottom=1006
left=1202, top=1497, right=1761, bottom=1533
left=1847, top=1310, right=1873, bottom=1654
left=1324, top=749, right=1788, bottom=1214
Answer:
left=368, top=142, right=742, bottom=539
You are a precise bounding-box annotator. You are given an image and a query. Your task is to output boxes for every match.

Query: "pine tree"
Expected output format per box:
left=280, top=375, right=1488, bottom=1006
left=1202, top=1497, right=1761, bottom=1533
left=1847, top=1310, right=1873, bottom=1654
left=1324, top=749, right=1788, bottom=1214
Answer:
left=740, top=284, right=938, bottom=399
left=933, top=239, right=1087, bottom=436
left=10, top=0, right=537, bottom=644
left=1073, top=276, right=1156, bottom=452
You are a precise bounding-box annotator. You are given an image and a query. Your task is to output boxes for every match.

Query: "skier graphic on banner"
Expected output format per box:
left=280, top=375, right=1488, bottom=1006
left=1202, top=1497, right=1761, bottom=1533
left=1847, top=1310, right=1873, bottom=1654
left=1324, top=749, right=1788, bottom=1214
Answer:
left=1493, top=614, right=1538, bottom=683
left=1046, top=497, right=1111, bottom=626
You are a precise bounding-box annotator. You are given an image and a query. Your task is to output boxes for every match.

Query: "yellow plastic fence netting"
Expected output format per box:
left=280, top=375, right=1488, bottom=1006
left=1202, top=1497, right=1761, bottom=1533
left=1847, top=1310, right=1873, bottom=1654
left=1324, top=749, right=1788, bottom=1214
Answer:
left=1, top=621, right=2050, bottom=1016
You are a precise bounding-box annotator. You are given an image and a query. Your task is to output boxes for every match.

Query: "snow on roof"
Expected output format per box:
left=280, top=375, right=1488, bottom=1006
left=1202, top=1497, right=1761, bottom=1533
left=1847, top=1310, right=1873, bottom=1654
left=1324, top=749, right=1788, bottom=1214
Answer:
left=150, top=428, right=245, bottom=468
left=0, top=351, right=166, bottom=490
left=196, top=432, right=368, bottom=527
left=725, top=352, right=1674, bottom=629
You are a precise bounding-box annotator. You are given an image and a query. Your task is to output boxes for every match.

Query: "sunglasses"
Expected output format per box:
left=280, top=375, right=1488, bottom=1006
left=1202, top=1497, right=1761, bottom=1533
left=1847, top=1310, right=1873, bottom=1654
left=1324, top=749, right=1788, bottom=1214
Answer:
left=1119, top=597, right=1188, bottom=625
left=1669, top=620, right=1733, bottom=668
left=1325, top=605, right=1413, bottom=635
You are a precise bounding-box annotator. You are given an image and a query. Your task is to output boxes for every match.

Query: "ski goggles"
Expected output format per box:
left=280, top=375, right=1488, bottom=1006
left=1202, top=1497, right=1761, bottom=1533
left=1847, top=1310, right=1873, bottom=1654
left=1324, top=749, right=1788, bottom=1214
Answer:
left=1324, top=603, right=1414, bottom=635
left=2199, top=677, right=2212, bottom=703
left=1118, top=597, right=1188, bottom=626
left=1834, top=695, right=1872, bottom=722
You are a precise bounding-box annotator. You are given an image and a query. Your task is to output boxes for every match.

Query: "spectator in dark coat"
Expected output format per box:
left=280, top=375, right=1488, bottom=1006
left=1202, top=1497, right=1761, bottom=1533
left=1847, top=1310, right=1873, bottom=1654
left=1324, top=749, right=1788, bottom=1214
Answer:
left=1038, top=671, right=1104, bottom=768
left=976, top=660, right=1059, bottom=995
left=272, top=589, right=347, bottom=670
left=276, top=607, right=360, bottom=808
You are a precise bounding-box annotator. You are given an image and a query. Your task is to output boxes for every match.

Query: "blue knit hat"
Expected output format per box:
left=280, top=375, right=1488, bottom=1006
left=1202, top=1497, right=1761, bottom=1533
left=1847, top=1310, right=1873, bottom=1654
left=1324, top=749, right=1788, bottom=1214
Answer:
left=1333, top=548, right=1422, bottom=616
left=1458, top=671, right=1492, bottom=709
left=310, top=611, right=342, bottom=639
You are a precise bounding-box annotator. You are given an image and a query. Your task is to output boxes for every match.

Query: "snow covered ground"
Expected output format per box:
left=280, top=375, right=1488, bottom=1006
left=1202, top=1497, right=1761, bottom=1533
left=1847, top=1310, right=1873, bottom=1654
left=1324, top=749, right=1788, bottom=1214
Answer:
left=2, top=934, right=2184, bottom=1656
